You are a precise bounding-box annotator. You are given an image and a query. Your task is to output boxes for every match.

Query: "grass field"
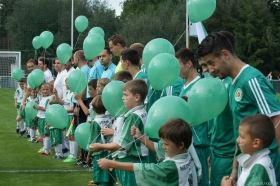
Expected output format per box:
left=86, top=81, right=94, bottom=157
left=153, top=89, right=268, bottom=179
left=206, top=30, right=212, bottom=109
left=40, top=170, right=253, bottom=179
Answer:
left=0, top=89, right=91, bottom=186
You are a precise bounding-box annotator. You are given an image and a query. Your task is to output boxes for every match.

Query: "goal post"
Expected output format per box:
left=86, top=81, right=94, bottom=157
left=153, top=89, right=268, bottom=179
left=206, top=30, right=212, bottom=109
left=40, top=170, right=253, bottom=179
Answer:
left=0, top=51, right=21, bottom=88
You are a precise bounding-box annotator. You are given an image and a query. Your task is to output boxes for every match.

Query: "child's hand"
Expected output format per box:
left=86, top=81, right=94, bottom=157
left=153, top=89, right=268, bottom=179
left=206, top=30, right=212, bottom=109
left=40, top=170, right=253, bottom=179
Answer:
left=45, top=125, right=49, bottom=129
left=74, top=94, right=82, bottom=101
left=101, top=128, right=114, bottom=136
left=98, top=158, right=112, bottom=170
left=89, top=143, right=102, bottom=151
left=221, top=176, right=233, bottom=186
left=131, top=125, right=142, bottom=139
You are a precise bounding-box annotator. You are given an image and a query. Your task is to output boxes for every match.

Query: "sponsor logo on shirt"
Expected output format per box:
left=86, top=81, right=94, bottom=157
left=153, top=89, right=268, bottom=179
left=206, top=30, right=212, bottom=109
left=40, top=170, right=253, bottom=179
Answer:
left=235, top=88, right=243, bottom=102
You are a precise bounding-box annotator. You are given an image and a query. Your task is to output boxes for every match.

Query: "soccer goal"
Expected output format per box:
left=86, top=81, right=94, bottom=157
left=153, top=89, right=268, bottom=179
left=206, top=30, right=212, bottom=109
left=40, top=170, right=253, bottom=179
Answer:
left=0, top=51, right=21, bottom=88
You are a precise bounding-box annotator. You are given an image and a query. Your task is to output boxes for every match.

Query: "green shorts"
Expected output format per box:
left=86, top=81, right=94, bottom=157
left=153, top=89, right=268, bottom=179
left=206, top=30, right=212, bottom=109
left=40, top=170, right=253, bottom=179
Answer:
left=38, top=118, right=46, bottom=136
left=50, top=128, right=62, bottom=146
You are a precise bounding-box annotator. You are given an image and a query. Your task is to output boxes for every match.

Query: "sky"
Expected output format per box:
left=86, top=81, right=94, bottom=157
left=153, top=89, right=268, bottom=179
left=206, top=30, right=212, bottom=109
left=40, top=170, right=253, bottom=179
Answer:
left=106, top=0, right=124, bottom=16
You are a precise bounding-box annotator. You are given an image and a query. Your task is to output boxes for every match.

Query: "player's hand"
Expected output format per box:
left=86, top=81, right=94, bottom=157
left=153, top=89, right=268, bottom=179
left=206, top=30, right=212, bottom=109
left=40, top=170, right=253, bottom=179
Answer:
left=131, top=125, right=142, bottom=138
left=98, top=158, right=112, bottom=170
left=101, top=128, right=114, bottom=136
left=221, top=176, right=233, bottom=186
left=89, top=143, right=102, bottom=151
left=74, top=94, right=82, bottom=101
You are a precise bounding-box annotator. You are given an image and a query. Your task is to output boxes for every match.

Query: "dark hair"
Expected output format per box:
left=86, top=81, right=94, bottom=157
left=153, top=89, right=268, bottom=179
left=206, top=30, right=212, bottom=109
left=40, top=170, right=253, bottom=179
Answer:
left=130, top=43, right=144, bottom=59
left=240, top=114, right=275, bottom=148
left=108, top=34, right=126, bottom=47
left=159, top=119, right=192, bottom=149
left=88, top=79, right=98, bottom=89
left=19, top=78, right=27, bottom=83
left=121, top=48, right=140, bottom=66
left=176, top=48, right=195, bottom=65
left=113, top=71, right=133, bottom=83
left=38, top=56, right=47, bottom=65
left=197, top=31, right=236, bottom=58
left=92, top=95, right=106, bottom=114
left=26, top=58, right=37, bottom=65
left=103, top=47, right=112, bottom=55
left=124, top=79, right=147, bottom=103
left=75, top=50, right=86, bottom=62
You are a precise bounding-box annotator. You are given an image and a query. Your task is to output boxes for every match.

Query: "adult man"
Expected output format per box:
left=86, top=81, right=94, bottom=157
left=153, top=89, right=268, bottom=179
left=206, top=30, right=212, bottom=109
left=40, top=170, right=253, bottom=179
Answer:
left=108, top=34, right=126, bottom=73
left=53, top=59, right=67, bottom=99
left=99, top=47, right=116, bottom=79
left=176, top=48, right=210, bottom=186
left=197, top=31, right=280, bottom=183
left=25, top=58, right=37, bottom=75
left=73, top=50, right=90, bottom=98
left=37, top=57, right=54, bottom=84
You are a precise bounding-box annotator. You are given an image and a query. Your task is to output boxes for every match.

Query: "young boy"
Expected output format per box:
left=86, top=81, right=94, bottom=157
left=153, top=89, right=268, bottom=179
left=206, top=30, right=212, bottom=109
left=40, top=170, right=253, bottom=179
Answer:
left=14, top=78, right=26, bottom=135
left=34, top=83, right=52, bottom=155
left=88, top=95, right=114, bottom=186
left=221, top=114, right=277, bottom=186
left=90, top=79, right=148, bottom=186
left=98, top=119, right=195, bottom=186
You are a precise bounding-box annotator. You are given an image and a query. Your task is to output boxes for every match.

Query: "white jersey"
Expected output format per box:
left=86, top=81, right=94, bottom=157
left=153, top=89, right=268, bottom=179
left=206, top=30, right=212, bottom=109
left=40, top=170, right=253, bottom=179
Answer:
left=44, top=68, right=54, bottom=83
left=94, top=114, right=113, bottom=143
left=37, top=96, right=51, bottom=118
left=237, top=149, right=276, bottom=186
left=62, top=90, right=75, bottom=116
left=53, top=69, right=67, bottom=99
left=14, top=87, right=24, bottom=104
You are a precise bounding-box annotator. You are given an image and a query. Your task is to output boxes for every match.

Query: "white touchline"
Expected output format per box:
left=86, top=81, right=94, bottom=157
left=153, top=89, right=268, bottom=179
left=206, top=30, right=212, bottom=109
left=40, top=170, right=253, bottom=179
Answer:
left=0, top=169, right=91, bottom=173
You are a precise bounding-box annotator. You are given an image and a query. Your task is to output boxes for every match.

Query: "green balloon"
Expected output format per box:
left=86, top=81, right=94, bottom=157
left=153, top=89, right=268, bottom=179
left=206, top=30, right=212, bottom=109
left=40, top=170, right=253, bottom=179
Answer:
left=25, top=101, right=38, bottom=121
left=187, top=77, right=228, bottom=125
left=145, top=96, right=192, bottom=139
left=83, top=34, right=105, bottom=60
left=67, top=70, right=88, bottom=95
left=74, top=122, right=91, bottom=150
left=32, top=36, right=42, bottom=50
left=40, top=31, right=54, bottom=49
left=56, top=43, right=73, bottom=64
left=102, top=80, right=127, bottom=117
left=12, top=68, right=24, bottom=81
left=88, top=27, right=105, bottom=38
left=75, top=15, right=89, bottom=33
left=143, top=38, right=175, bottom=69
left=187, top=0, right=216, bottom=23
left=147, top=53, right=180, bottom=90
left=45, top=104, right=68, bottom=129
left=27, top=69, right=44, bottom=89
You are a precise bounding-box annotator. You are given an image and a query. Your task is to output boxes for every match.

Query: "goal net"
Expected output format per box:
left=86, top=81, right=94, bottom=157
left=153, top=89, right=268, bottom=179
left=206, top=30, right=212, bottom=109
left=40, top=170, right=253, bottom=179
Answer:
left=0, top=51, right=21, bottom=88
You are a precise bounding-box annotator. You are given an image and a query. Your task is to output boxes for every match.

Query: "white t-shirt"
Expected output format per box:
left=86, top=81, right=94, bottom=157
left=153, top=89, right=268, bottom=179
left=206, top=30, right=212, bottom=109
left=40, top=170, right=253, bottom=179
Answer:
left=62, top=67, right=75, bottom=96
left=37, top=96, right=51, bottom=118
left=44, top=68, right=54, bottom=83
left=54, top=69, right=67, bottom=99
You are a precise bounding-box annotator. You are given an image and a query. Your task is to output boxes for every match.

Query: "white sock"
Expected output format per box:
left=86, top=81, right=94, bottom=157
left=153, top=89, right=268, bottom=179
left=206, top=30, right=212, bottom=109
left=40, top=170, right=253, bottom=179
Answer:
left=62, top=131, right=69, bottom=150
left=55, top=144, right=63, bottom=156
left=16, top=122, right=20, bottom=129
left=19, top=121, right=24, bottom=132
left=70, top=141, right=78, bottom=158
left=43, top=137, right=51, bottom=152
left=69, top=141, right=73, bottom=157
left=30, top=129, right=36, bottom=140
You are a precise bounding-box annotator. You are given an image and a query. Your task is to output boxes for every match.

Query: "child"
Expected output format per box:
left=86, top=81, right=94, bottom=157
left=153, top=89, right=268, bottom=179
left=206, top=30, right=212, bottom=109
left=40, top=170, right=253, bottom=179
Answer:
left=88, top=95, right=114, bottom=186
left=34, top=83, right=52, bottom=155
left=90, top=79, right=148, bottom=186
left=96, top=78, right=110, bottom=95
left=48, top=88, right=64, bottom=159
left=113, top=71, right=133, bottom=83
left=98, top=118, right=195, bottom=186
left=25, top=89, right=39, bottom=142
left=14, top=78, right=26, bottom=135
left=62, top=79, right=77, bottom=163
left=221, top=114, right=277, bottom=186
left=74, top=79, right=98, bottom=166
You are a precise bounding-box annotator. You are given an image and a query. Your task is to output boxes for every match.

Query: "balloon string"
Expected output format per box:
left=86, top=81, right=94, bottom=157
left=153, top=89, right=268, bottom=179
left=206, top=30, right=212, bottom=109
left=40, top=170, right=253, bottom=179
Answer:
left=34, top=50, right=37, bottom=60
left=173, top=30, right=186, bottom=47
left=73, top=33, right=81, bottom=50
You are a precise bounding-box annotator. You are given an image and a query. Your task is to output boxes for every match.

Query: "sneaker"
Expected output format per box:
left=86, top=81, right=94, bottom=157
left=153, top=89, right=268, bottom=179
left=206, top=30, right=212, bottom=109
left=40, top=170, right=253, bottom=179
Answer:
left=55, top=155, right=64, bottom=160
left=26, top=134, right=30, bottom=138
left=63, top=156, right=76, bottom=163
left=37, top=148, right=44, bottom=153
left=40, top=151, right=50, bottom=156
left=76, top=159, right=83, bottom=165
left=16, top=128, right=20, bottom=134
left=62, top=148, right=69, bottom=154
left=19, top=130, right=26, bottom=136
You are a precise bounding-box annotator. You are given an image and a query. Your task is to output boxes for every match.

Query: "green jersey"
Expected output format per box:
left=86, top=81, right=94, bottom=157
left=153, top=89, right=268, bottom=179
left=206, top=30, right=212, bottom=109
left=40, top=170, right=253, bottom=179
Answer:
left=133, top=152, right=197, bottom=186
left=117, top=105, right=148, bottom=159
left=210, top=77, right=235, bottom=157
left=134, top=70, right=147, bottom=81
left=179, top=76, right=209, bottom=146
left=229, top=65, right=280, bottom=149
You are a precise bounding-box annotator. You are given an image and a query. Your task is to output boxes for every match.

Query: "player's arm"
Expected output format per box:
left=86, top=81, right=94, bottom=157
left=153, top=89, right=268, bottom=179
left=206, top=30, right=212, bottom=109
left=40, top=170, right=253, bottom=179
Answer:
left=89, top=142, right=121, bottom=152
left=98, top=158, right=134, bottom=172
left=270, top=115, right=280, bottom=145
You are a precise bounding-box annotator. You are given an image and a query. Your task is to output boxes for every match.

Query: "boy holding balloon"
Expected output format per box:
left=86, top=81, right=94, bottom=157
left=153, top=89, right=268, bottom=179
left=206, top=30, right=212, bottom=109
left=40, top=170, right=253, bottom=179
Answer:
left=98, top=119, right=195, bottom=186
left=14, top=78, right=26, bottom=135
left=90, top=79, right=148, bottom=186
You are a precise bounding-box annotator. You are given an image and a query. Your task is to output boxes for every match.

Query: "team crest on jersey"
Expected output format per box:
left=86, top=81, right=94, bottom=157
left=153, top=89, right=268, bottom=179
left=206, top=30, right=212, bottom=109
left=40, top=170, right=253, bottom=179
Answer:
left=235, top=88, right=243, bottom=102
